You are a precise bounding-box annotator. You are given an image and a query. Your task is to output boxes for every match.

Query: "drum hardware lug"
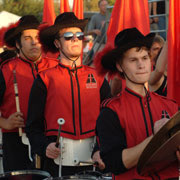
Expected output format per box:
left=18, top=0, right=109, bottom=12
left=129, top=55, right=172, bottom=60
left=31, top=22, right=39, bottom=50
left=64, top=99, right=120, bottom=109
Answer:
left=73, top=157, right=79, bottom=165
left=61, top=142, right=66, bottom=153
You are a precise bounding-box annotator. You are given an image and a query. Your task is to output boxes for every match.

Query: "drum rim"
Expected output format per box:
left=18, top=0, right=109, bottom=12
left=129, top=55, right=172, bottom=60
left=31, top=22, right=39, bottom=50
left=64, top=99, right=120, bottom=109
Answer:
left=0, top=169, right=51, bottom=177
left=45, top=176, right=97, bottom=180
left=77, top=170, right=102, bottom=176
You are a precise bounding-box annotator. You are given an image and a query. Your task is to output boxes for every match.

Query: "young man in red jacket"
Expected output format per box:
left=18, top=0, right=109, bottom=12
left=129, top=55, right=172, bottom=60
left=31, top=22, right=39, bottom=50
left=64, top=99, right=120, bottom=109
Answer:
left=0, top=15, right=58, bottom=171
left=25, top=12, right=111, bottom=177
left=94, top=28, right=179, bottom=179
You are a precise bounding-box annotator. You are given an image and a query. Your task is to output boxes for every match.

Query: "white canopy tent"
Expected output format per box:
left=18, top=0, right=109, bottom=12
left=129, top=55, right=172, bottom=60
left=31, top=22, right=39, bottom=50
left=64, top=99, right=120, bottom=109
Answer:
left=0, top=10, right=21, bottom=28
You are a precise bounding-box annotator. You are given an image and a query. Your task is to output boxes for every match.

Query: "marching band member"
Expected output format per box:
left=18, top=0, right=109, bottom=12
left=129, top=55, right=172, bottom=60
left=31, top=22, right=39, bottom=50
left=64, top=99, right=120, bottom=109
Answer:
left=0, top=15, right=58, bottom=171
left=94, top=28, right=180, bottom=180
left=25, top=12, right=111, bottom=177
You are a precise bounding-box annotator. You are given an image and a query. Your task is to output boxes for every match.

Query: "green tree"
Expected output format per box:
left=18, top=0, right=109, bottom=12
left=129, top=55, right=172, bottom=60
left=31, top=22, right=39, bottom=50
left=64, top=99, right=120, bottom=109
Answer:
left=84, top=0, right=115, bottom=12
left=0, top=0, right=44, bottom=21
left=54, top=1, right=60, bottom=16
left=108, top=0, right=116, bottom=6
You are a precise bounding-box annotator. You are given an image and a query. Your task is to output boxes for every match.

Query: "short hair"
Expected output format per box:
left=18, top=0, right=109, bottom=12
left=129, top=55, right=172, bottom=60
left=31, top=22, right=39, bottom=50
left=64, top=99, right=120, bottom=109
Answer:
left=152, top=35, right=165, bottom=46
left=98, top=0, right=107, bottom=7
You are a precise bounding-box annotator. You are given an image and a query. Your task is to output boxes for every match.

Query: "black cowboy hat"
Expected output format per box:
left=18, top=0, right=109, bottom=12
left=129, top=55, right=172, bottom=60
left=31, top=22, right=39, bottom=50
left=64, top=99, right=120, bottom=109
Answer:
left=4, top=15, right=40, bottom=48
left=98, top=28, right=155, bottom=75
left=39, top=12, right=88, bottom=53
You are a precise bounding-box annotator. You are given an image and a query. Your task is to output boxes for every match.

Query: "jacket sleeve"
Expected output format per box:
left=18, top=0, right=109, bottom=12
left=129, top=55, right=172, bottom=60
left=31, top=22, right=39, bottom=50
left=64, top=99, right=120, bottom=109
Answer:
left=100, top=78, right=112, bottom=103
left=25, top=75, right=49, bottom=157
left=0, top=69, right=6, bottom=106
left=96, top=107, right=128, bottom=175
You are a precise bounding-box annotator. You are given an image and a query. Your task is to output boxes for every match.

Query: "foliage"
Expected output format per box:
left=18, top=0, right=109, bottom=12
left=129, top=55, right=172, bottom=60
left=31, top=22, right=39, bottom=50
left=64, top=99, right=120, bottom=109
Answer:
left=54, top=1, right=61, bottom=16
left=84, top=0, right=115, bottom=12
left=0, top=0, right=44, bottom=21
left=0, top=0, right=116, bottom=21
left=108, top=0, right=116, bottom=6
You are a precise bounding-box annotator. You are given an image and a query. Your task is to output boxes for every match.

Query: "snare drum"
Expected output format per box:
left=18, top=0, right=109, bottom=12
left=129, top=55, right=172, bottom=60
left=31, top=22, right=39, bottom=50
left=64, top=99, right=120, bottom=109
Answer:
left=54, top=137, right=95, bottom=166
left=0, top=170, right=51, bottom=180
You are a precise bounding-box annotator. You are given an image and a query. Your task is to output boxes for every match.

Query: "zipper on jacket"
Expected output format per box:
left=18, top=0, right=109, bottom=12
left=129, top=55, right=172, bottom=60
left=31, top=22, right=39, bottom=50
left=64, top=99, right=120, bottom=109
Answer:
left=67, top=69, right=76, bottom=135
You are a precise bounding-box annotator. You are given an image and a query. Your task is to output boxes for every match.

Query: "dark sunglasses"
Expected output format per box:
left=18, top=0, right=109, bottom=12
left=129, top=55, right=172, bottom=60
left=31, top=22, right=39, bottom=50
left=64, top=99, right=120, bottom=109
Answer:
left=60, top=32, right=84, bottom=41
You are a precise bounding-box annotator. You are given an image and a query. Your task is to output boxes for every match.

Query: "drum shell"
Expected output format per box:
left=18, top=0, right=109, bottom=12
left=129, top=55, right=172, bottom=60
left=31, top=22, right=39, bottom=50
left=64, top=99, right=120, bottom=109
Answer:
left=54, top=137, right=95, bottom=166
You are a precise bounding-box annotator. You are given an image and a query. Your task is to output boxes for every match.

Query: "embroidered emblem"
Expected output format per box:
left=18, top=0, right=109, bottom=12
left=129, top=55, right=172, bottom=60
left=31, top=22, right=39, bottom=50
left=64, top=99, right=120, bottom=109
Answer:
left=86, top=74, right=97, bottom=88
left=161, top=110, right=170, bottom=119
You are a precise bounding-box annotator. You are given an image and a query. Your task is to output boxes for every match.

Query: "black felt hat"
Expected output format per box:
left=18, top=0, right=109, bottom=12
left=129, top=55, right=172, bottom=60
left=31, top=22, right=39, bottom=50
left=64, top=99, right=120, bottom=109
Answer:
left=3, top=15, right=40, bottom=48
left=39, top=12, right=88, bottom=53
left=100, top=28, right=155, bottom=74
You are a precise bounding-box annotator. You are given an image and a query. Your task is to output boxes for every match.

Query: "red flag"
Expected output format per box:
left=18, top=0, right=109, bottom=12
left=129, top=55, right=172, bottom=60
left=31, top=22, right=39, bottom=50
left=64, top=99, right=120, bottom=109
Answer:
left=167, top=0, right=180, bottom=105
left=60, top=0, right=70, bottom=14
left=0, top=27, right=7, bottom=47
left=106, top=0, right=150, bottom=47
left=43, top=0, right=56, bottom=25
left=73, top=0, right=84, bottom=19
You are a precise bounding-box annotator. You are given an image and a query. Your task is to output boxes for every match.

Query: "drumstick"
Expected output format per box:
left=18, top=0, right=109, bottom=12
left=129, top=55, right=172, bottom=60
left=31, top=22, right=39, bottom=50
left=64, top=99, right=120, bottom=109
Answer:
left=35, top=154, right=41, bottom=169
left=55, top=118, right=65, bottom=178
left=13, top=70, right=22, bottom=137
left=55, top=118, right=65, bottom=147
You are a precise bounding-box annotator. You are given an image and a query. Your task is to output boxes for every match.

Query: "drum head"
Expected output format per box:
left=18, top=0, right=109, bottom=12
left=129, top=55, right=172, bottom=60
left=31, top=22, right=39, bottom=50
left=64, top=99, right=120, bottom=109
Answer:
left=0, top=170, right=51, bottom=180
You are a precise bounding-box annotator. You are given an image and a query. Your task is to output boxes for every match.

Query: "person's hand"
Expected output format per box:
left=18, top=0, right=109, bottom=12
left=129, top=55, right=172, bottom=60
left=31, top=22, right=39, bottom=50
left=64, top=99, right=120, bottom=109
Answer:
left=92, top=150, right=105, bottom=170
left=46, top=142, right=60, bottom=159
left=2, top=112, right=24, bottom=130
left=154, top=118, right=169, bottom=134
left=93, top=29, right=101, bottom=36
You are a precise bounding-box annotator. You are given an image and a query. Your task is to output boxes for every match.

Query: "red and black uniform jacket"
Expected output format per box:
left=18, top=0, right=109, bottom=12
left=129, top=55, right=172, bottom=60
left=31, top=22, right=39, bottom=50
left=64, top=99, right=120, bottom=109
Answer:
left=0, top=56, right=59, bottom=133
left=25, top=63, right=111, bottom=157
left=96, top=87, right=179, bottom=180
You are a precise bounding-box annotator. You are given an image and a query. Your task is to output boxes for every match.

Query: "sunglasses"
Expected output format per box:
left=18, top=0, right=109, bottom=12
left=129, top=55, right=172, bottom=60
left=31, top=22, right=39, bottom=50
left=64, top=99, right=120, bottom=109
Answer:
left=60, top=32, right=84, bottom=41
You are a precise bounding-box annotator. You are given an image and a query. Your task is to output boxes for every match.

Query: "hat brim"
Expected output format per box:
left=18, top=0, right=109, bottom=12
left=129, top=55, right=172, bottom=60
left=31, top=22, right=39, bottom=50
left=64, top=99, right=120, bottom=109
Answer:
left=101, top=33, right=155, bottom=73
left=4, top=23, right=39, bottom=48
left=39, top=19, right=88, bottom=53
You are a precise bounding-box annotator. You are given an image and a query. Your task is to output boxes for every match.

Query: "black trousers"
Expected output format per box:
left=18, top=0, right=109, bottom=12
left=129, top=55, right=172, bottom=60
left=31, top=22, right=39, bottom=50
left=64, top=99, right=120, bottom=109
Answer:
left=43, top=157, right=93, bottom=178
left=2, top=132, right=34, bottom=172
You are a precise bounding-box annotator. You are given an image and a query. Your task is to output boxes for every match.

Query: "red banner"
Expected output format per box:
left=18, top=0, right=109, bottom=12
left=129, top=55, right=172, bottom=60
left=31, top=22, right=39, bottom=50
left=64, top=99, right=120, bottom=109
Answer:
left=106, top=0, right=150, bottom=47
left=0, top=27, right=7, bottom=47
left=43, top=0, right=56, bottom=25
left=73, top=0, right=84, bottom=19
left=167, top=0, right=180, bottom=105
left=60, top=0, right=70, bottom=14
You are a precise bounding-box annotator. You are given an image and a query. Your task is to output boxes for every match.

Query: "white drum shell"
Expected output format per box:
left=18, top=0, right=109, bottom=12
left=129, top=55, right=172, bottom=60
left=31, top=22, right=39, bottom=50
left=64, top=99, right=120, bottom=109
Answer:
left=54, top=137, right=94, bottom=166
